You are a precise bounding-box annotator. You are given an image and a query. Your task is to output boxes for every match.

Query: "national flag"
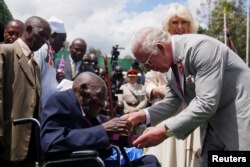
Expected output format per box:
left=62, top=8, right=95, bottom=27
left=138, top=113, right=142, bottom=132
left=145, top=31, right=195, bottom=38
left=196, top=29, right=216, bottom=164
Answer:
left=223, top=7, right=237, bottom=53
left=57, top=55, right=65, bottom=73
left=226, top=31, right=237, bottom=53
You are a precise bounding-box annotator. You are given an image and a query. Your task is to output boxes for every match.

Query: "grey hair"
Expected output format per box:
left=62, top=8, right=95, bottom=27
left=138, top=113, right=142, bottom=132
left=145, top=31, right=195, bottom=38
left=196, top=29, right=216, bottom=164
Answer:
left=131, top=27, right=171, bottom=56
left=162, top=3, right=199, bottom=33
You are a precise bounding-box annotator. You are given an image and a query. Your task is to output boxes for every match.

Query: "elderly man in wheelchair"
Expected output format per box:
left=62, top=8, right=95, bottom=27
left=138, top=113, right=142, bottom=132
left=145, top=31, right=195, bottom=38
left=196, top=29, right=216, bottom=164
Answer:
left=38, top=72, right=160, bottom=167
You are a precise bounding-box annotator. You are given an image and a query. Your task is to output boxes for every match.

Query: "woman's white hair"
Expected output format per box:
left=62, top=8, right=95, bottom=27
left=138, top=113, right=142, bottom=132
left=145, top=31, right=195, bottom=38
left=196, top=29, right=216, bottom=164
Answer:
left=162, top=3, right=199, bottom=33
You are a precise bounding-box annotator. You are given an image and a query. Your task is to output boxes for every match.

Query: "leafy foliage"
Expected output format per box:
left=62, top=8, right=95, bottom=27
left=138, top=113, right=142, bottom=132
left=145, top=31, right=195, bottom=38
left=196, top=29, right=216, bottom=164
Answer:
left=0, top=0, right=13, bottom=42
left=198, top=0, right=249, bottom=62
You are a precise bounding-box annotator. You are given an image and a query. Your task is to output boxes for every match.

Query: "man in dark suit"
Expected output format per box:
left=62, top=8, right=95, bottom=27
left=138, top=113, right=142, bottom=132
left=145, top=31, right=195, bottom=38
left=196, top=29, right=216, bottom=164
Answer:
left=123, top=27, right=250, bottom=167
left=56, top=38, right=94, bottom=81
left=0, top=16, right=51, bottom=167
left=40, top=72, right=160, bottom=167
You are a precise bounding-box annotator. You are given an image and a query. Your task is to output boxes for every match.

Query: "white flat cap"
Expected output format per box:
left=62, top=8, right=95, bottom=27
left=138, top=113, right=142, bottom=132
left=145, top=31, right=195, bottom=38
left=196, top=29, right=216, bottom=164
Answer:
left=48, top=16, right=66, bottom=34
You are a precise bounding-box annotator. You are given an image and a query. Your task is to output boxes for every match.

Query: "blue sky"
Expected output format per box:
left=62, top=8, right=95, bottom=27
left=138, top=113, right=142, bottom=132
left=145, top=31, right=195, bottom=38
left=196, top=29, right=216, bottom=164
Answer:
left=126, top=0, right=186, bottom=13
left=5, top=0, right=201, bottom=58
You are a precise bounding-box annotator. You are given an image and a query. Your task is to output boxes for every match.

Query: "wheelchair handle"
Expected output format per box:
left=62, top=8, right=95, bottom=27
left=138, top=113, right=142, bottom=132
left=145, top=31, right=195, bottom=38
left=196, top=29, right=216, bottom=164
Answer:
left=13, top=118, right=40, bottom=128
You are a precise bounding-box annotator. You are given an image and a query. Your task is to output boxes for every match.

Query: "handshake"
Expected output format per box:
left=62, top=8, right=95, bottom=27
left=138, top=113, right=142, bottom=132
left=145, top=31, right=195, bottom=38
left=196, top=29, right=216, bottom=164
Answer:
left=102, top=110, right=171, bottom=148
left=101, top=112, right=146, bottom=147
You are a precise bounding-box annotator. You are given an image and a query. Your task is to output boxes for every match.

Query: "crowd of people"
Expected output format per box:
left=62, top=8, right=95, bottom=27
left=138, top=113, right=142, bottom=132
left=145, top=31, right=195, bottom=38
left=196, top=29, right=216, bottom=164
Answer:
left=1, top=2, right=250, bottom=167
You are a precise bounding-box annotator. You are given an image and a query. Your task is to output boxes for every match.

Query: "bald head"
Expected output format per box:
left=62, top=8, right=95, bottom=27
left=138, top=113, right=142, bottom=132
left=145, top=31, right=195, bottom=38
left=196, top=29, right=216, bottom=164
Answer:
left=4, top=19, right=24, bottom=43
left=72, top=38, right=87, bottom=47
left=73, top=72, right=107, bottom=100
left=73, top=72, right=107, bottom=117
left=21, top=16, right=51, bottom=51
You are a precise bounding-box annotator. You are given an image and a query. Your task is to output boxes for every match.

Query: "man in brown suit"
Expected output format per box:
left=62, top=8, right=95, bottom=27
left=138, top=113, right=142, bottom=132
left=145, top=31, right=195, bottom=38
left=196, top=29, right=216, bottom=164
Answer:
left=0, top=16, right=51, bottom=167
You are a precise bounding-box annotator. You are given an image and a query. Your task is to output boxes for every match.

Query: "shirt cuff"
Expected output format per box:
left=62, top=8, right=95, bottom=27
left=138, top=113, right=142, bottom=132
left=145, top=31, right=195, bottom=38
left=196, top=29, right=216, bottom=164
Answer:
left=143, top=108, right=151, bottom=125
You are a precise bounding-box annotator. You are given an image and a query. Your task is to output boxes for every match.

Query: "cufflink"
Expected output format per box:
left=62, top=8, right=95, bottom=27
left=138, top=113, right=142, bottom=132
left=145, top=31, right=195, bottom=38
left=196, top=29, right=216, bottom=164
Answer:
left=164, top=130, right=174, bottom=138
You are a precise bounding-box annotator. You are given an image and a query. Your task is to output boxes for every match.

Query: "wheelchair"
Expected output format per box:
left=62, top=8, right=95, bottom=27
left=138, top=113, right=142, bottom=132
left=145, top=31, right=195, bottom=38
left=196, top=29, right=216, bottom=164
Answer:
left=13, top=118, right=132, bottom=167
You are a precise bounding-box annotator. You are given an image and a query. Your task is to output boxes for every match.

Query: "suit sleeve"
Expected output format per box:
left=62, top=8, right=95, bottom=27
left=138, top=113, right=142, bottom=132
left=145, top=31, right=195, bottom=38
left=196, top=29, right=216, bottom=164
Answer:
left=148, top=84, right=182, bottom=126
left=165, top=39, right=226, bottom=139
left=40, top=92, right=110, bottom=153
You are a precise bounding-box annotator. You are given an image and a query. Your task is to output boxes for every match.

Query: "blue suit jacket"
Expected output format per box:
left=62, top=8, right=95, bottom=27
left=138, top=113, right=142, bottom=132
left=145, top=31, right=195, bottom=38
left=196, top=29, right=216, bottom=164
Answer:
left=40, top=89, right=111, bottom=156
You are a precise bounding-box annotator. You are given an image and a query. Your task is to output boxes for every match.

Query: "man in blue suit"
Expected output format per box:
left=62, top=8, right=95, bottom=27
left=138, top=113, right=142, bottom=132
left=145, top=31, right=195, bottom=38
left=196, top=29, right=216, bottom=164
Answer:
left=40, top=72, right=160, bottom=167
left=123, top=27, right=250, bottom=167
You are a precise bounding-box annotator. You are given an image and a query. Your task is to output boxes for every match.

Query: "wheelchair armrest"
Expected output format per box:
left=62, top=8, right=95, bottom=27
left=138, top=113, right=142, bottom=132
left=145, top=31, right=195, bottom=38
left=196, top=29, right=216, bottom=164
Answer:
left=43, top=150, right=105, bottom=167
left=71, top=150, right=99, bottom=157
left=45, top=150, right=99, bottom=160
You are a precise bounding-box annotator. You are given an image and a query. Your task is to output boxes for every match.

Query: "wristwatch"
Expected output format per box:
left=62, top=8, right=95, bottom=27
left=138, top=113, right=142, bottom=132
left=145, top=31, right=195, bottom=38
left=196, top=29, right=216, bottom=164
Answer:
left=164, top=126, right=174, bottom=138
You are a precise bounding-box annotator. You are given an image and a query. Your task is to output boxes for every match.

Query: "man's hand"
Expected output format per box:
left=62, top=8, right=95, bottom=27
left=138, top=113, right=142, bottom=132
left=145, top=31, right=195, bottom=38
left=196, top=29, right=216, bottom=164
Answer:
left=121, top=110, right=146, bottom=128
left=132, top=126, right=167, bottom=148
left=151, top=87, right=165, bottom=99
left=102, top=117, right=132, bottom=136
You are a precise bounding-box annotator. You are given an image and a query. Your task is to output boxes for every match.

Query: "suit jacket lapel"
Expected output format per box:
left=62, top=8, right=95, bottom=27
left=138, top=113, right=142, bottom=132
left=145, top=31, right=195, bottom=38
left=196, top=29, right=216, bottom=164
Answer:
left=168, top=70, right=184, bottom=100
left=65, top=57, right=72, bottom=79
left=34, top=61, right=41, bottom=95
left=18, top=56, right=36, bottom=86
left=178, top=65, right=184, bottom=92
left=172, top=36, right=188, bottom=101
left=15, top=42, right=36, bottom=86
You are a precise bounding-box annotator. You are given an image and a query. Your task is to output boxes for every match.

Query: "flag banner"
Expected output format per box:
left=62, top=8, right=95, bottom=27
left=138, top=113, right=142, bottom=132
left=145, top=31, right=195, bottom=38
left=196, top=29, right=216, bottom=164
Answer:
left=57, top=55, right=65, bottom=73
left=226, top=31, right=237, bottom=53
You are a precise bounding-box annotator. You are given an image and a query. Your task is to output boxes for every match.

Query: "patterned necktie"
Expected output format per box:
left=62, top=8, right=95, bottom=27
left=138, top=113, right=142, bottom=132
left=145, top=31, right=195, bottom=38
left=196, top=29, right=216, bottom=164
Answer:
left=71, top=62, right=77, bottom=78
left=171, top=64, right=184, bottom=95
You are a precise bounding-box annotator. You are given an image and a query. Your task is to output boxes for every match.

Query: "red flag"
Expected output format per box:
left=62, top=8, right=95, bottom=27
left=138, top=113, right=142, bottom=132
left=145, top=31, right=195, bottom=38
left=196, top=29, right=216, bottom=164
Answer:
left=57, top=56, right=65, bottom=73
left=48, top=47, right=55, bottom=66
left=226, top=31, right=237, bottom=53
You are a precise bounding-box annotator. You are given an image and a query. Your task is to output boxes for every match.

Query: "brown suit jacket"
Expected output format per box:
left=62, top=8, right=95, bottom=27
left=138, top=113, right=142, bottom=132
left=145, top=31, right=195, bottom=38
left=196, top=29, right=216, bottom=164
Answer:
left=0, top=41, right=41, bottom=161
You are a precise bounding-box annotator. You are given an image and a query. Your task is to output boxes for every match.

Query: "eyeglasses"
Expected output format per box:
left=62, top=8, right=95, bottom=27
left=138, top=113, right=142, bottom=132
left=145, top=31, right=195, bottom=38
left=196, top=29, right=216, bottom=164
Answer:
left=139, top=53, right=153, bottom=72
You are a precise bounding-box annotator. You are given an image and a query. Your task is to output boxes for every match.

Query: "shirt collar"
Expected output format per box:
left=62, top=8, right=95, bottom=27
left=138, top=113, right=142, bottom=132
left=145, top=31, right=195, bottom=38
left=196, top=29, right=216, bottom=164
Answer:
left=70, top=56, right=81, bottom=68
left=16, top=38, right=32, bottom=57
left=171, top=36, right=177, bottom=65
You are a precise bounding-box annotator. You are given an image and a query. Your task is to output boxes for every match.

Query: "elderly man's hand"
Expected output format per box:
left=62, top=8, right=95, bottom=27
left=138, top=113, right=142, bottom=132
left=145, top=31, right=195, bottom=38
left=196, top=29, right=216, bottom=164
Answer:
left=121, top=110, right=146, bottom=128
left=132, top=126, right=167, bottom=148
left=102, top=117, right=132, bottom=136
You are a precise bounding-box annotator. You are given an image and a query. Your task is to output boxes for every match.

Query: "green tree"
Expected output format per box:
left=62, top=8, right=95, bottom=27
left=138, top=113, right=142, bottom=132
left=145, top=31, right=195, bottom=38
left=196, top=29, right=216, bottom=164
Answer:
left=201, top=0, right=247, bottom=61
left=0, top=0, right=13, bottom=42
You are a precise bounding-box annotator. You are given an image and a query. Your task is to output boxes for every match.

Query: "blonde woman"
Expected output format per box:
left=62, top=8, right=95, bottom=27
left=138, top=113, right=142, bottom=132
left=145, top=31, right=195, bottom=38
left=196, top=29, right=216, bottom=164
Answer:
left=144, top=3, right=202, bottom=167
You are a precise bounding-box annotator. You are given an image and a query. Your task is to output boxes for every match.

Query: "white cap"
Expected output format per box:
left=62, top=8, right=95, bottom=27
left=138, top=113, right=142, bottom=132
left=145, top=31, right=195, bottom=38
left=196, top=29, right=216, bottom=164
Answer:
left=48, top=16, right=66, bottom=34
